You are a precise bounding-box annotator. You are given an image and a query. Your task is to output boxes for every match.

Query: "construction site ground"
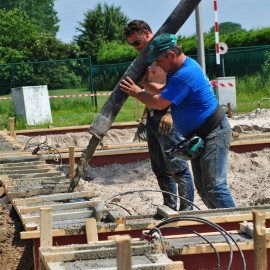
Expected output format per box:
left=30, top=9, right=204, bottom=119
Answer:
left=0, top=108, right=270, bottom=270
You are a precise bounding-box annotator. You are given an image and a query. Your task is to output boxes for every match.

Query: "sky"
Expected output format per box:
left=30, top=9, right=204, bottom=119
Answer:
left=54, top=0, right=270, bottom=44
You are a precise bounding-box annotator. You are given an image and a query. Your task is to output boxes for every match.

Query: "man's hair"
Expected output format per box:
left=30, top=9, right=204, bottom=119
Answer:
left=159, top=46, right=183, bottom=60
left=123, top=20, right=152, bottom=37
left=166, top=45, right=183, bottom=56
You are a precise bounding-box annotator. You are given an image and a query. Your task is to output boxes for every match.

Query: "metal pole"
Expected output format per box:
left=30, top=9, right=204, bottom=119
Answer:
left=195, top=4, right=206, bottom=73
left=214, top=0, right=222, bottom=77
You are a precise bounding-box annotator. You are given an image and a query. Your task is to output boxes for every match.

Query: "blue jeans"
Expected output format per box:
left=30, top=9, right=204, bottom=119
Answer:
left=146, top=109, right=194, bottom=211
left=191, top=116, right=235, bottom=209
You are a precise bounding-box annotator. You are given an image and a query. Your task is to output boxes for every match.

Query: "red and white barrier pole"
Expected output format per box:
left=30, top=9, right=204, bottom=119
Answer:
left=214, top=0, right=220, bottom=65
left=214, top=0, right=223, bottom=77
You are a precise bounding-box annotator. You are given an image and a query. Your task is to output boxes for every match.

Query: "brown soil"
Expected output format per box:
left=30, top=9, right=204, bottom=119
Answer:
left=1, top=109, right=270, bottom=269
left=0, top=206, right=33, bottom=270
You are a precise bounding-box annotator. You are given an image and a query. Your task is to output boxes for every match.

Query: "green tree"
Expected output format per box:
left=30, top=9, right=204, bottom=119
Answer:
left=75, top=2, right=129, bottom=64
left=0, top=8, right=41, bottom=63
left=0, top=0, right=59, bottom=36
left=97, top=41, right=137, bottom=64
left=0, top=9, right=82, bottom=93
left=208, top=22, right=244, bottom=35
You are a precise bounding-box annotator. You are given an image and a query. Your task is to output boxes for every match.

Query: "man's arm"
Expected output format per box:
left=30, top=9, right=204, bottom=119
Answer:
left=140, top=67, right=165, bottom=95
left=120, top=77, right=171, bottom=110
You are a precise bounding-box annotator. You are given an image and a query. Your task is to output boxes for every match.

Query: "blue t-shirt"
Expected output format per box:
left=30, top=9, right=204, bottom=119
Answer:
left=160, top=56, right=218, bottom=136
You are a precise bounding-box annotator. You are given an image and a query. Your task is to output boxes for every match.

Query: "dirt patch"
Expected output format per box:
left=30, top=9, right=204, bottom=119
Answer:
left=0, top=206, right=33, bottom=270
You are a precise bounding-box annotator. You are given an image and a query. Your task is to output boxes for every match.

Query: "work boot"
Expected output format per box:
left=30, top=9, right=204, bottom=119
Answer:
left=163, top=192, right=177, bottom=211
left=179, top=199, right=193, bottom=211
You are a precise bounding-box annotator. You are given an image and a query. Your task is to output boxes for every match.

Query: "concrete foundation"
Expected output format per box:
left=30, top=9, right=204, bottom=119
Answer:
left=11, top=85, right=52, bottom=126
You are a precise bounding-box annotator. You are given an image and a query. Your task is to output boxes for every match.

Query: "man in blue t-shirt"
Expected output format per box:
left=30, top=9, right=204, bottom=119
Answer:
left=120, top=33, right=235, bottom=209
left=123, top=20, right=194, bottom=212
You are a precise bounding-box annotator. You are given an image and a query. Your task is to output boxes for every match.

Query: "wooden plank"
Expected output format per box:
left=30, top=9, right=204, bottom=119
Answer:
left=15, top=121, right=138, bottom=135
left=40, top=207, right=52, bottom=247
left=230, top=139, right=270, bottom=146
left=169, top=261, right=184, bottom=270
left=116, top=235, right=132, bottom=270
left=58, top=142, right=147, bottom=153
left=232, top=133, right=270, bottom=140
left=6, top=181, right=69, bottom=192
left=0, top=161, right=45, bottom=168
left=12, top=191, right=94, bottom=206
left=0, top=151, right=33, bottom=157
left=2, top=177, right=68, bottom=187
left=21, top=229, right=66, bottom=239
left=61, top=147, right=149, bottom=160
left=22, top=209, right=94, bottom=224
left=38, top=242, right=151, bottom=263
left=253, top=210, right=267, bottom=270
left=18, top=199, right=99, bottom=215
left=7, top=172, right=63, bottom=180
left=179, top=240, right=257, bottom=255
left=7, top=186, right=69, bottom=199
left=1, top=169, right=54, bottom=177
left=86, top=218, right=98, bottom=243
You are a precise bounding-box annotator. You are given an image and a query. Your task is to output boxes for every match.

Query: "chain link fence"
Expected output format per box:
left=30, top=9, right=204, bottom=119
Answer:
left=0, top=45, right=269, bottom=95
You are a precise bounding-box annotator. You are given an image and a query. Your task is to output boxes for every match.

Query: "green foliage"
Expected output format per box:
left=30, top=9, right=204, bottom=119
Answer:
left=179, top=24, right=270, bottom=55
left=97, top=41, right=137, bottom=64
left=208, top=22, right=244, bottom=35
left=75, top=2, right=130, bottom=63
left=92, top=62, right=131, bottom=91
left=234, top=74, right=270, bottom=112
left=261, top=51, right=270, bottom=85
left=0, top=9, right=40, bottom=63
left=0, top=0, right=59, bottom=36
left=92, top=71, right=121, bottom=91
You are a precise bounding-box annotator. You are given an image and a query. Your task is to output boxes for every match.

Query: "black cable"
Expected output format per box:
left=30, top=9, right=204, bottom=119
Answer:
left=24, top=135, right=62, bottom=166
left=107, top=202, right=132, bottom=215
left=149, top=216, right=246, bottom=270
left=152, top=225, right=221, bottom=270
left=105, top=189, right=201, bottom=210
left=149, top=216, right=233, bottom=270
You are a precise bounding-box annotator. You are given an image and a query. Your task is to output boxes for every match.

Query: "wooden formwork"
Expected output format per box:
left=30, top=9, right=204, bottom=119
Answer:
left=39, top=240, right=183, bottom=270
left=38, top=208, right=184, bottom=270
left=37, top=208, right=270, bottom=270
left=1, top=131, right=270, bottom=269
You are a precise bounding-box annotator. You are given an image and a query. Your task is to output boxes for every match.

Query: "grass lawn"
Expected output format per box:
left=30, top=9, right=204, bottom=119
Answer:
left=0, top=80, right=269, bottom=130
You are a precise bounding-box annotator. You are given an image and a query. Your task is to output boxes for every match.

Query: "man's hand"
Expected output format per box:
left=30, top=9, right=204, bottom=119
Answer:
left=158, top=111, right=173, bottom=135
left=120, top=77, right=143, bottom=97
left=133, top=119, right=147, bottom=142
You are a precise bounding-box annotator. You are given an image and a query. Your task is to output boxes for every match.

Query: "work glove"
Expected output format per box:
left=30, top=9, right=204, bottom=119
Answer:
left=158, top=111, right=173, bottom=135
left=133, top=119, right=147, bottom=142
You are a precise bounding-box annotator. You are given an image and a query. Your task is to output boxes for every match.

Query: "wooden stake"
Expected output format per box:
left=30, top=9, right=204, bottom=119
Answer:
left=253, top=210, right=267, bottom=270
left=170, top=261, right=185, bottom=270
left=40, top=207, right=52, bottom=247
left=69, top=146, right=75, bottom=180
left=227, top=102, right=232, bottom=118
left=85, top=218, right=98, bottom=243
left=116, top=235, right=132, bottom=270
left=9, top=117, right=15, bottom=138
